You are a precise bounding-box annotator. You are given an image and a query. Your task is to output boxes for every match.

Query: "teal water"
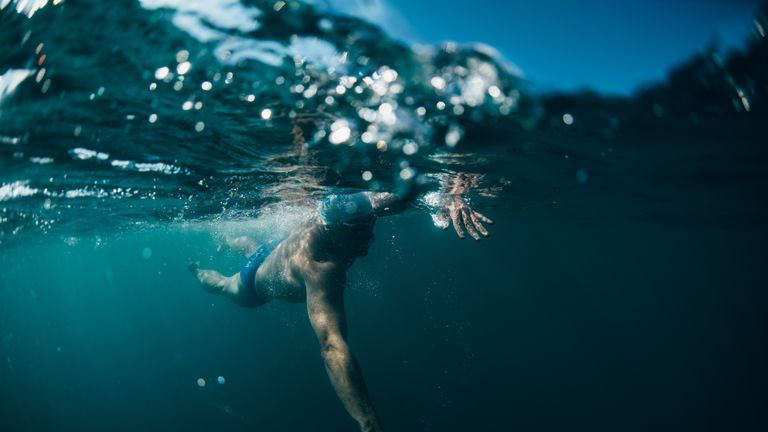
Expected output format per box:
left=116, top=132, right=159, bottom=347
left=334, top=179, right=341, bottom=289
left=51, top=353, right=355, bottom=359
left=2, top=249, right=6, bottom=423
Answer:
left=2, top=1, right=768, bottom=431
left=2, top=210, right=766, bottom=431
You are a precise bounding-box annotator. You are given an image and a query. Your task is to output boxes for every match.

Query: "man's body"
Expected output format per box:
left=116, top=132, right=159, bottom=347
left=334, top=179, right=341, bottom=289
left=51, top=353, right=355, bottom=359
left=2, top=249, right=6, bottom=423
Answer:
left=190, top=190, right=492, bottom=431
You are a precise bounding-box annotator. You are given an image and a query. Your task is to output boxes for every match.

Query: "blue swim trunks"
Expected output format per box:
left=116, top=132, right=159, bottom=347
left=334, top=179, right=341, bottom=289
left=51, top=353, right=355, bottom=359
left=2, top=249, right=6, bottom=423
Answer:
left=239, top=239, right=282, bottom=302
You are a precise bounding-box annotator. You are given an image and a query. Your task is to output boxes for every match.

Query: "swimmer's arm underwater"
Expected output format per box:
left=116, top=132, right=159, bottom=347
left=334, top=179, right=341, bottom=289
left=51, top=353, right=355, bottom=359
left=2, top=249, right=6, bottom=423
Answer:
left=305, top=268, right=386, bottom=432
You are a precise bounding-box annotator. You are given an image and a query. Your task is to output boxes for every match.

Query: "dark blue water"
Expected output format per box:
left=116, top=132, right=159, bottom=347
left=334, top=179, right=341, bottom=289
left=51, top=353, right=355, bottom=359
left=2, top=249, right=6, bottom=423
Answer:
left=1, top=1, right=767, bottom=431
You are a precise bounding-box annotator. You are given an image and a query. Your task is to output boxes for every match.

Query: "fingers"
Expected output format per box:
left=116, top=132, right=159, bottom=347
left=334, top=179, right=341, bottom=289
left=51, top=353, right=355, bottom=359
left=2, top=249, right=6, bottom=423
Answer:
left=450, top=206, right=465, bottom=239
left=444, top=197, right=492, bottom=241
left=473, top=211, right=494, bottom=225
left=461, top=208, right=481, bottom=241
left=469, top=211, right=489, bottom=237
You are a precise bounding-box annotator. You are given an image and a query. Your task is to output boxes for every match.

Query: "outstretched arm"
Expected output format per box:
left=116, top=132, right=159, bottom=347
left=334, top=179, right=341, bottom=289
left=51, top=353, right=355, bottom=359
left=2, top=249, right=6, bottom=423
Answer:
left=305, top=270, right=386, bottom=432
left=365, top=172, right=494, bottom=240
left=318, top=173, right=492, bottom=240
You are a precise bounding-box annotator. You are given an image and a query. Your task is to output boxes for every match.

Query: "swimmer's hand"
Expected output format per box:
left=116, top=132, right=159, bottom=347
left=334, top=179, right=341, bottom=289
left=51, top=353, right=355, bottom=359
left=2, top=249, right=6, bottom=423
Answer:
left=437, top=195, right=493, bottom=240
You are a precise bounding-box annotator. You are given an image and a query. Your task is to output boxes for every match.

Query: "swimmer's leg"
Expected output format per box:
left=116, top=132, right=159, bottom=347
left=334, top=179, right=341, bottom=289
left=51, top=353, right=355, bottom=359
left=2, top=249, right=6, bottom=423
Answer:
left=187, top=263, right=251, bottom=306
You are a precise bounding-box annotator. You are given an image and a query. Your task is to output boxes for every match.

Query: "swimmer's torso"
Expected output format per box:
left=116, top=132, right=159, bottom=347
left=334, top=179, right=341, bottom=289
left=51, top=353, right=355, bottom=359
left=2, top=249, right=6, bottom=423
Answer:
left=254, top=225, right=310, bottom=303
left=252, top=217, right=376, bottom=303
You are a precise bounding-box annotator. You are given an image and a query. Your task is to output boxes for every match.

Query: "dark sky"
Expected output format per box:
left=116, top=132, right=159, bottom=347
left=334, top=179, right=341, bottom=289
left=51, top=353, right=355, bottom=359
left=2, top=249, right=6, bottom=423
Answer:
left=330, top=0, right=765, bottom=94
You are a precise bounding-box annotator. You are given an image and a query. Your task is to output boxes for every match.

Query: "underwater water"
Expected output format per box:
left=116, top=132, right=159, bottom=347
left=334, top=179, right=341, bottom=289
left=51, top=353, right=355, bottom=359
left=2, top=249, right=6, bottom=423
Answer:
left=1, top=0, right=768, bottom=431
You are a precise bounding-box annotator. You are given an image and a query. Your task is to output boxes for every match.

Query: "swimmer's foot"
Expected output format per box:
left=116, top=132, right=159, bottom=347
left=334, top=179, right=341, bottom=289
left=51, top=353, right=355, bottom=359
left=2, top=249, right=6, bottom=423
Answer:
left=191, top=267, right=230, bottom=295
left=187, top=261, right=200, bottom=273
left=188, top=262, right=223, bottom=294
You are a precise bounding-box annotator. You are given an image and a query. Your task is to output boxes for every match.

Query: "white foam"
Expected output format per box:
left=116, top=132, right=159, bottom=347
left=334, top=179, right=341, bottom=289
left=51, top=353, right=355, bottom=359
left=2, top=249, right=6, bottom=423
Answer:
left=216, top=38, right=286, bottom=66
left=287, top=37, right=343, bottom=71
left=110, top=159, right=185, bottom=175
left=1, top=0, right=50, bottom=18
left=139, top=0, right=262, bottom=41
left=64, top=188, right=109, bottom=199
left=134, top=162, right=182, bottom=175
left=0, top=181, right=38, bottom=202
left=69, top=147, right=110, bottom=161
left=29, top=156, right=54, bottom=164
left=0, top=69, right=33, bottom=104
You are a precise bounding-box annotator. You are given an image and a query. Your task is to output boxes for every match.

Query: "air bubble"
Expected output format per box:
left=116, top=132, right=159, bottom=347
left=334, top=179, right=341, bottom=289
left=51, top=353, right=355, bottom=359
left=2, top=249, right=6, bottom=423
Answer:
left=154, top=67, right=169, bottom=80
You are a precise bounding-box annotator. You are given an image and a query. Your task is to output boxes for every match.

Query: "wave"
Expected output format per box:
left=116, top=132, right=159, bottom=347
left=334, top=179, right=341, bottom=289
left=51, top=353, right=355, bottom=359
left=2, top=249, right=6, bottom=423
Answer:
left=0, top=0, right=766, bottom=247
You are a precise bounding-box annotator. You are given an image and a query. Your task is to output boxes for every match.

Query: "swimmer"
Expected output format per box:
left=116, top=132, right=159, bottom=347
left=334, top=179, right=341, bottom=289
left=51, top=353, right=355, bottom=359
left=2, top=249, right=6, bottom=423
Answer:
left=189, top=188, right=492, bottom=431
